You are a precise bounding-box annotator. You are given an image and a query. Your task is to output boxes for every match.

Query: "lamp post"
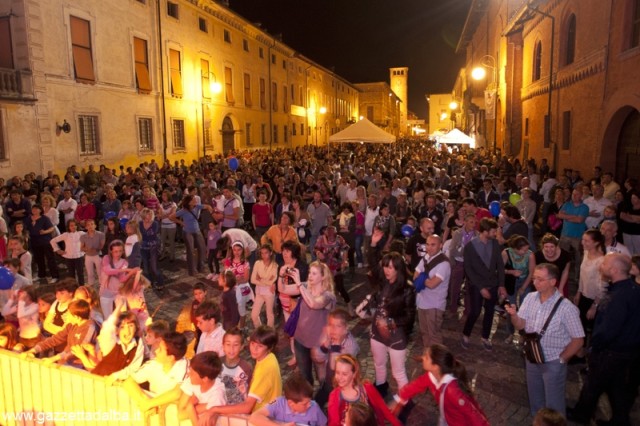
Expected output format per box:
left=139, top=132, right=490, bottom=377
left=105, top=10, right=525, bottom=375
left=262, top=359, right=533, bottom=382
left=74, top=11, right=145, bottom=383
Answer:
left=202, top=72, right=221, bottom=158
left=315, top=106, right=326, bottom=147
left=472, top=54, right=498, bottom=152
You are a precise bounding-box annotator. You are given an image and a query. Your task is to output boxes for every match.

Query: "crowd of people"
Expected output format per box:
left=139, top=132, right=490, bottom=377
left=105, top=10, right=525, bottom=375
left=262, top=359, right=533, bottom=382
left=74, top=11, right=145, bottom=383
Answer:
left=0, top=140, right=639, bottom=425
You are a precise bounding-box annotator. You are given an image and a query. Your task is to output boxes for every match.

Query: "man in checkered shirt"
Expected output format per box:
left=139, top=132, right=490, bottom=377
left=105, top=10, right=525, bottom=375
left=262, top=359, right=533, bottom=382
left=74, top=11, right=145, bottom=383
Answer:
left=505, top=263, right=584, bottom=417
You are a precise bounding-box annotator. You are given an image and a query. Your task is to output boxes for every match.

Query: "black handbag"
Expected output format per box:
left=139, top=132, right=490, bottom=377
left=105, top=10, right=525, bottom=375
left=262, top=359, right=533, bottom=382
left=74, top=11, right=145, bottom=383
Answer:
left=522, top=297, right=564, bottom=364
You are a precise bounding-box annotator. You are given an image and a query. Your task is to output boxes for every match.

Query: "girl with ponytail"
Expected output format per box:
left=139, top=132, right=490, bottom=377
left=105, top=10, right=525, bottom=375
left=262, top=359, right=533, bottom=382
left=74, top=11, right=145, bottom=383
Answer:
left=392, top=344, right=489, bottom=426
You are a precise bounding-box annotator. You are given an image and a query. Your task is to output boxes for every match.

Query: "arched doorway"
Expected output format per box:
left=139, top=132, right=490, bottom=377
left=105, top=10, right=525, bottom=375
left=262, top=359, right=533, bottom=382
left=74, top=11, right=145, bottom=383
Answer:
left=615, top=109, right=640, bottom=183
left=221, top=116, right=235, bottom=154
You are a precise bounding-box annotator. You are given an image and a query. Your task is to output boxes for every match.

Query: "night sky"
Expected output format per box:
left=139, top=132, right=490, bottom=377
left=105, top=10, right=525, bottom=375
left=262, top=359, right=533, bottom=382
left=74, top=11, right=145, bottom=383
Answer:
left=228, top=0, right=472, bottom=119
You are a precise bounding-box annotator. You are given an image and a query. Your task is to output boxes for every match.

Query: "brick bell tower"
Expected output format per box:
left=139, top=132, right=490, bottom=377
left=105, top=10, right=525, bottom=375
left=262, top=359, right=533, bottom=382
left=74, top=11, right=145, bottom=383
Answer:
left=389, top=67, right=408, bottom=135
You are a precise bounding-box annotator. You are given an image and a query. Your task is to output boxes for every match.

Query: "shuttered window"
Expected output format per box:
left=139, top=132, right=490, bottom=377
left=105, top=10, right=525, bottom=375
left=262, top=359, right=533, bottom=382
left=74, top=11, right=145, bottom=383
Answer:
left=244, top=73, right=252, bottom=107
left=0, top=18, right=13, bottom=69
left=70, top=16, right=95, bottom=83
left=224, top=66, right=234, bottom=103
left=201, top=59, right=210, bottom=99
left=259, top=78, right=266, bottom=110
left=169, top=49, right=183, bottom=97
left=134, top=37, right=151, bottom=93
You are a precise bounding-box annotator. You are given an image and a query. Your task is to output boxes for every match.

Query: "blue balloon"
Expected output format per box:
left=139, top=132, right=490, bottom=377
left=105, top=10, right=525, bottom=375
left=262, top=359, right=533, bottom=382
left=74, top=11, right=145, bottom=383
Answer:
left=103, top=211, right=117, bottom=224
left=489, top=200, right=501, bottom=217
left=401, top=224, right=415, bottom=238
left=0, top=267, right=15, bottom=290
left=119, top=218, right=129, bottom=229
left=228, top=157, right=239, bottom=171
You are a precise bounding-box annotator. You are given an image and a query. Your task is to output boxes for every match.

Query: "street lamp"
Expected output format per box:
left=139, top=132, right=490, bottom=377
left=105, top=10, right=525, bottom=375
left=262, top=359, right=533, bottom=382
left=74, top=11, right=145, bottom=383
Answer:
left=202, top=72, right=221, bottom=157
left=472, top=54, right=498, bottom=151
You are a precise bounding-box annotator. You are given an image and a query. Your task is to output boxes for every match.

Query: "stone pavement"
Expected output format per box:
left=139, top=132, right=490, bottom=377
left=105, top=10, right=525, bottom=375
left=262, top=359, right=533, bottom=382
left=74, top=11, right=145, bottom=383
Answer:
left=37, top=248, right=640, bottom=425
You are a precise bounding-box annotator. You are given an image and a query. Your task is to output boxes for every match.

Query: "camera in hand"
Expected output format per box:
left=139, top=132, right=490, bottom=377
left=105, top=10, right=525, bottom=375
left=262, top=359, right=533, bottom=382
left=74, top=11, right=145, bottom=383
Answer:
left=499, top=299, right=511, bottom=309
left=286, top=267, right=295, bottom=274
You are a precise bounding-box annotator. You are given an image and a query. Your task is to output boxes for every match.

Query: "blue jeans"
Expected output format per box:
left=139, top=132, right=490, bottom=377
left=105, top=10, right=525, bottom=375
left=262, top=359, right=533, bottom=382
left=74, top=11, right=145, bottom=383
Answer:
left=525, top=359, right=567, bottom=417
left=294, top=339, right=313, bottom=385
left=141, top=248, right=164, bottom=287
left=183, top=232, right=206, bottom=275
left=354, top=234, right=364, bottom=264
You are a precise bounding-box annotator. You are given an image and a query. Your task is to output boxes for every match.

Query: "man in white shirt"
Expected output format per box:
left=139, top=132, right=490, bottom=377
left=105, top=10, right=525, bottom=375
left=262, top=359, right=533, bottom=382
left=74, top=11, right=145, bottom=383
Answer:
left=57, top=189, right=78, bottom=228
left=345, top=179, right=358, bottom=203
left=583, top=183, right=612, bottom=229
left=413, top=235, right=451, bottom=348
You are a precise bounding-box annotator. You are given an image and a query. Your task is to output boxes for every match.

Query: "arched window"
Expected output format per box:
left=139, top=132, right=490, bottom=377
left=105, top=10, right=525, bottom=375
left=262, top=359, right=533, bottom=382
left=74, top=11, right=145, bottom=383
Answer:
left=532, top=41, right=542, bottom=82
left=565, top=14, right=576, bottom=65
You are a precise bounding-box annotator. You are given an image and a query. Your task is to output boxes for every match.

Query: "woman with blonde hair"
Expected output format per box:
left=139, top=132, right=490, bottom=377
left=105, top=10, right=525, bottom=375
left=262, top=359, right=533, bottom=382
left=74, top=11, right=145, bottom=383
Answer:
left=40, top=194, right=60, bottom=237
left=279, top=260, right=336, bottom=385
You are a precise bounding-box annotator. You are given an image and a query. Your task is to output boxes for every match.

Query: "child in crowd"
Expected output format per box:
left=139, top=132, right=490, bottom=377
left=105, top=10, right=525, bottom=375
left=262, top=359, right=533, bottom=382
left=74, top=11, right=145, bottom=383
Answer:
left=219, top=327, right=253, bottom=405
left=50, top=219, right=86, bottom=285
left=24, top=299, right=98, bottom=366
left=314, top=308, right=360, bottom=408
left=392, top=344, right=489, bottom=426
left=118, top=269, right=150, bottom=332
left=7, top=235, right=32, bottom=280
left=1, top=285, right=40, bottom=350
left=0, top=258, right=30, bottom=308
left=251, top=243, right=278, bottom=328
left=176, top=282, right=207, bottom=358
left=73, top=285, right=104, bottom=326
left=43, top=278, right=77, bottom=338
left=222, top=241, right=253, bottom=329
left=124, top=220, right=142, bottom=268
left=144, top=319, right=170, bottom=360
left=71, top=299, right=144, bottom=383
left=0, top=323, right=19, bottom=351
left=37, top=292, right=55, bottom=323
left=219, top=271, right=240, bottom=331
left=203, top=326, right=282, bottom=418
left=250, top=373, right=327, bottom=426
left=206, top=220, right=222, bottom=280
left=178, top=351, right=227, bottom=425
left=122, top=332, right=189, bottom=413
left=194, top=300, right=225, bottom=357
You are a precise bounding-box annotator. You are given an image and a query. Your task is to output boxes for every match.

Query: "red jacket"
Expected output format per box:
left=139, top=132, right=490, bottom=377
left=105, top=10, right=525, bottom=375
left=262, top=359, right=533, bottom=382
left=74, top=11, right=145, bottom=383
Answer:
left=398, top=372, right=489, bottom=426
left=328, top=381, right=401, bottom=426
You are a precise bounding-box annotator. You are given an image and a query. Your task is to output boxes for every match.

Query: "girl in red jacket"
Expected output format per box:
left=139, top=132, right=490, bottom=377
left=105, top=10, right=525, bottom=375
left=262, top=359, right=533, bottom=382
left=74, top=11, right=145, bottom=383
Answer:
left=328, top=354, right=401, bottom=426
left=392, top=344, right=489, bottom=426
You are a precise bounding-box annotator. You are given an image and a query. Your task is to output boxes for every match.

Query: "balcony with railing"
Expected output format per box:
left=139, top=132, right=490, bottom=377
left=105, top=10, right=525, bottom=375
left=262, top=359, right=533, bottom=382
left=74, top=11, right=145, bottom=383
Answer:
left=0, top=68, right=35, bottom=101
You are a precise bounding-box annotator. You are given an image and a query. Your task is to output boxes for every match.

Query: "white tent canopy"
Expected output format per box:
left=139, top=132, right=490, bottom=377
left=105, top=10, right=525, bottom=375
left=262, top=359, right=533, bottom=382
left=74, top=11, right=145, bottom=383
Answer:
left=437, top=128, right=475, bottom=147
left=329, top=118, right=396, bottom=144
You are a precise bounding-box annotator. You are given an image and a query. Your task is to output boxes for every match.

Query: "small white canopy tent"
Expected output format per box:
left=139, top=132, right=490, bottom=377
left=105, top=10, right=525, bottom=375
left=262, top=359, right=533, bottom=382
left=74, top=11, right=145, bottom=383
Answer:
left=437, top=128, right=475, bottom=147
left=329, top=118, right=396, bottom=144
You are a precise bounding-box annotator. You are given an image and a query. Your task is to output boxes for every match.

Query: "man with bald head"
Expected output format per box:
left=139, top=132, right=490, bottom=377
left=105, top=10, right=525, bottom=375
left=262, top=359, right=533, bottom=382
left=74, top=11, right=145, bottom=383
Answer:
left=413, top=234, right=451, bottom=348
left=569, top=253, right=640, bottom=425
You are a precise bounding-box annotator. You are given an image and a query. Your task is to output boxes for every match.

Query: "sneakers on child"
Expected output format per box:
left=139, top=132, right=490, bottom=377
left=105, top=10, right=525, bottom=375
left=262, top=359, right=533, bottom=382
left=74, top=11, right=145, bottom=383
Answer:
left=482, top=338, right=493, bottom=351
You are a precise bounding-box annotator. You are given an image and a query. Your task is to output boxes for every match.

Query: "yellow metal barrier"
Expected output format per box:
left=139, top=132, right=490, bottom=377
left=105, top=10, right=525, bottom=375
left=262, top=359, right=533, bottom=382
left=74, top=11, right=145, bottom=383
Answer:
left=0, top=349, right=251, bottom=426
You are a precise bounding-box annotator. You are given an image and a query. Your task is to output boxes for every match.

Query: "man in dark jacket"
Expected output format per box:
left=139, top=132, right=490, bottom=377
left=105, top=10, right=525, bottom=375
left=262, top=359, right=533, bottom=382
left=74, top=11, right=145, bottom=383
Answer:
left=461, top=218, right=507, bottom=351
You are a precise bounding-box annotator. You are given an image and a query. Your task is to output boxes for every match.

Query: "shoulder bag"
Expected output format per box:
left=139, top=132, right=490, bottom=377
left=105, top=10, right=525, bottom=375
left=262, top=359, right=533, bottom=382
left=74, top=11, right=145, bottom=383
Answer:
left=522, top=297, right=564, bottom=364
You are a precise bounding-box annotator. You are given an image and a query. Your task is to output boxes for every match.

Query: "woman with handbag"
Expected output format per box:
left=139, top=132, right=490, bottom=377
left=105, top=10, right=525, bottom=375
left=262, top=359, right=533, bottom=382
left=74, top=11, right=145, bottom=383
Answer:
left=277, top=240, right=309, bottom=367
left=392, top=344, right=490, bottom=426
left=501, top=235, right=535, bottom=344
left=279, top=260, right=336, bottom=386
left=366, top=251, right=415, bottom=398
left=327, top=354, right=401, bottom=426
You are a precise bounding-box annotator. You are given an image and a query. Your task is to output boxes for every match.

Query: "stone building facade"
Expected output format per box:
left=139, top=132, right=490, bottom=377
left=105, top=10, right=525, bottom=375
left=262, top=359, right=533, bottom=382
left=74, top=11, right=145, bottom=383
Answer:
left=353, top=82, right=402, bottom=138
left=457, top=0, right=640, bottom=180
left=0, top=0, right=360, bottom=176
